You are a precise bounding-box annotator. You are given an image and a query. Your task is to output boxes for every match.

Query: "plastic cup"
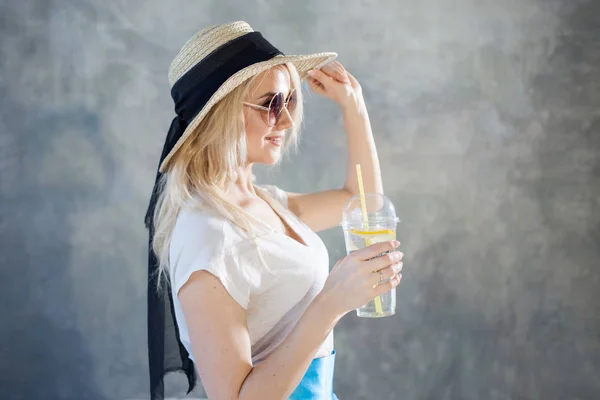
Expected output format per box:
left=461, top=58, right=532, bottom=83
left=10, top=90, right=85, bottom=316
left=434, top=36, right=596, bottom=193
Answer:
left=341, top=193, right=400, bottom=318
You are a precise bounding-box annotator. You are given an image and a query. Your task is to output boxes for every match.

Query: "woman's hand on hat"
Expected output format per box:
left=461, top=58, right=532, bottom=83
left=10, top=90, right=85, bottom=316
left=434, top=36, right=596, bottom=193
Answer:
left=307, top=61, right=364, bottom=113
left=319, top=60, right=351, bottom=84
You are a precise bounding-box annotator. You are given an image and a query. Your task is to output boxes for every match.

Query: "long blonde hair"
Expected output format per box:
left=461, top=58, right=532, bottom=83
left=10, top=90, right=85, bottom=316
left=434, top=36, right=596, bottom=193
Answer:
left=152, top=63, right=303, bottom=287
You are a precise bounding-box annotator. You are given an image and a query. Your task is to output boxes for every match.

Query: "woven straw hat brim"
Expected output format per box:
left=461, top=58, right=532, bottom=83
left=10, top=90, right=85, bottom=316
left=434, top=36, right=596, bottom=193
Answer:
left=158, top=52, right=337, bottom=173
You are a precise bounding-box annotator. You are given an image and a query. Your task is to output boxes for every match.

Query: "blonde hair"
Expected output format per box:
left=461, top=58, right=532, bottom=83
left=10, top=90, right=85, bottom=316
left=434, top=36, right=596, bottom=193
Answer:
left=152, top=63, right=303, bottom=287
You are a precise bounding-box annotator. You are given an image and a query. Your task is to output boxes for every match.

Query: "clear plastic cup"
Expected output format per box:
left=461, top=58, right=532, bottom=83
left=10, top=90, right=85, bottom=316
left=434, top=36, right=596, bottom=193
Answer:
left=341, top=193, right=400, bottom=318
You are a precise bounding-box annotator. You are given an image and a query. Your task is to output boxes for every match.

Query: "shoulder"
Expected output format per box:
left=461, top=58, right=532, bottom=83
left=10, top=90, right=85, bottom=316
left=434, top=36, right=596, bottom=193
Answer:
left=171, top=207, right=228, bottom=255
left=169, top=206, right=260, bottom=309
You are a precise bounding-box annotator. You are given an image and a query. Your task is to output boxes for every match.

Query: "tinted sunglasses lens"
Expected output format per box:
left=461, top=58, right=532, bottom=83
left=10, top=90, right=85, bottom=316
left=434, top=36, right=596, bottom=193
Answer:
left=287, top=90, right=297, bottom=115
left=267, top=93, right=285, bottom=126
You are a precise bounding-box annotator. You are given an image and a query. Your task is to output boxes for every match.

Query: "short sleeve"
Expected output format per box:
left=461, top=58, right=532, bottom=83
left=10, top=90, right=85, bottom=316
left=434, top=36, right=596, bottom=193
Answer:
left=169, top=210, right=252, bottom=309
left=259, top=184, right=289, bottom=209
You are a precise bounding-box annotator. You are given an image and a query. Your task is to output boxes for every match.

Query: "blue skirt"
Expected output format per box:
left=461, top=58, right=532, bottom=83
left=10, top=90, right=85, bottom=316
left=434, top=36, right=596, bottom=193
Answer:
left=289, top=350, right=338, bottom=400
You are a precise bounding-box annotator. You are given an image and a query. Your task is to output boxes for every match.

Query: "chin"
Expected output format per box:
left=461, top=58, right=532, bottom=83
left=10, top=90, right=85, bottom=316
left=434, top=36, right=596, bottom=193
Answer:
left=247, top=143, right=284, bottom=165
left=250, top=151, right=282, bottom=166
left=261, top=154, right=282, bottom=165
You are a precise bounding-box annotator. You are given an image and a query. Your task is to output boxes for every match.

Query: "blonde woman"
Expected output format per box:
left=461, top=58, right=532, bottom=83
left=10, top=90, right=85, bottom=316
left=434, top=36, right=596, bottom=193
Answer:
left=145, top=21, right=404, bottom=400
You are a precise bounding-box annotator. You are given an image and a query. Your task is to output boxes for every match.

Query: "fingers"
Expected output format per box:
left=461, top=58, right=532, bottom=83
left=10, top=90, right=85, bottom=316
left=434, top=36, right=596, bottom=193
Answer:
left=370, top=262, right=403, bottom=287
left=307, top=68, right=334, bottom=89
left=353, top=240, right=400, bottom=261
left=365, top=250, right=403, bottom=272
left=374, top=273, right=402, bottom=295
left=320, top=61, right=350, bottom=83
left=307, top=76, right=326, bottom=94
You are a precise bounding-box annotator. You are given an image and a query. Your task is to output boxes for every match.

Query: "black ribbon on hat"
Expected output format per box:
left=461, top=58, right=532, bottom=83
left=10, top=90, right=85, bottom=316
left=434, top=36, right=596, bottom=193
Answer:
left=145, top=31, right=282, bottom=400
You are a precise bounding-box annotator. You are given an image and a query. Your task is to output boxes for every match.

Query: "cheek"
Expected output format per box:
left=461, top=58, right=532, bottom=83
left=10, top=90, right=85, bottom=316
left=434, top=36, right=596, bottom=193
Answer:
left=244, top=110, right=269, bottom=142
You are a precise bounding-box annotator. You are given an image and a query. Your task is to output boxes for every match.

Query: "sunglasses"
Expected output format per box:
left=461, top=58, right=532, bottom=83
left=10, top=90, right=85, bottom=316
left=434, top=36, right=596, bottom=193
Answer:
left=243, top=89, right=297, bottom=127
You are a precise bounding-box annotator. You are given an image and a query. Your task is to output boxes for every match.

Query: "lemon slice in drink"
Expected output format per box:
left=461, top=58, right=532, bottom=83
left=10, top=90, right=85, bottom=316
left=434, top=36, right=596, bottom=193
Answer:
left=349, top=228, right=396, bottom=245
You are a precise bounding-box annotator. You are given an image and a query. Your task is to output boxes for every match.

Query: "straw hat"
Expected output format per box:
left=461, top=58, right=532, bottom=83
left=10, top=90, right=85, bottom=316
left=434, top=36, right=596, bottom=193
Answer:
left=158, top=21, right=337, bottom=172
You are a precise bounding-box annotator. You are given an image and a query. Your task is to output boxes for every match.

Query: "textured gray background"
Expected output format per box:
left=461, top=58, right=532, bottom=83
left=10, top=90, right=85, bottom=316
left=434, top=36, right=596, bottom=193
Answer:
left=1, top=0, right=599, bottom=399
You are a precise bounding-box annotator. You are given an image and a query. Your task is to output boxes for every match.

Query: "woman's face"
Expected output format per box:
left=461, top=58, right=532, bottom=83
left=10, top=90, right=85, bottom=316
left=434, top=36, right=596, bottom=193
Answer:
left=243, top=67, right=295, bottom=165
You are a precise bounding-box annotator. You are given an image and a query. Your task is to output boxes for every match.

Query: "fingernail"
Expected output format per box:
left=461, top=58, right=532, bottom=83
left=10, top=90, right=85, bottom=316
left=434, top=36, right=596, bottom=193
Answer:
left=307, top=69, right=315, bottom=76
left=393, top=240, right=400, bottom=247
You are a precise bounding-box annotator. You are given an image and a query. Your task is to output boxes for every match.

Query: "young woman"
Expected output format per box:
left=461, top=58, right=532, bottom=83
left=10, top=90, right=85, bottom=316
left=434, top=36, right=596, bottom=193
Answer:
left=145, top=21, right=404, bottom=400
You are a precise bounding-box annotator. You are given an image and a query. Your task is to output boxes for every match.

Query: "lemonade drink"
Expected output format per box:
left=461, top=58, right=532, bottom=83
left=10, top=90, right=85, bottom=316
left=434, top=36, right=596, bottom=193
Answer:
left=341, top=192, right=400, bottom=318
left=344, top=227, right=397, bottom=317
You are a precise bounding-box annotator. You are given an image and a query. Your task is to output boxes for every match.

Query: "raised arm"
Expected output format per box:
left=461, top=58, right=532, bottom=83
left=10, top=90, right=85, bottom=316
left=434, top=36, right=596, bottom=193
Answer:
left=286, top=64, right=383, bottom=232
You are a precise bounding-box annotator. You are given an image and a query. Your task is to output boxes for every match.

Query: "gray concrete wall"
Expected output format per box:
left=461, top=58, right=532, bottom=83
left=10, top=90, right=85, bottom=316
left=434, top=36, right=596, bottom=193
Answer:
left=1, top=0, right=599, bottom=399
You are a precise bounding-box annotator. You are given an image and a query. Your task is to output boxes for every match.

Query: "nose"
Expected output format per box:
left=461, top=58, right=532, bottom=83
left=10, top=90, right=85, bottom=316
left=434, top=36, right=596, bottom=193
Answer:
left=274, top=106, right=294, bottom=130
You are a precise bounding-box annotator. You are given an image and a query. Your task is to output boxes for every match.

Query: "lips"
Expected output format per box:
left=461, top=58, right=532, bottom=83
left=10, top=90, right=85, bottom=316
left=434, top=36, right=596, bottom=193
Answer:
left=265, top=136, right=283, bottom=146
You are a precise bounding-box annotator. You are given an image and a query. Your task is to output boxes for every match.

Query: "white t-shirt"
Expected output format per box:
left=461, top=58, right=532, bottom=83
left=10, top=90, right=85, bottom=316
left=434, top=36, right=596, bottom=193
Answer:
left=169, top=184, right=334, bottom=365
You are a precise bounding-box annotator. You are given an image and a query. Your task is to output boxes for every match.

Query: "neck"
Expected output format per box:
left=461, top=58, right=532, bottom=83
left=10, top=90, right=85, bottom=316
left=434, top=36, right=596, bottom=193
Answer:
left=226, top=163, right=256, bottom=196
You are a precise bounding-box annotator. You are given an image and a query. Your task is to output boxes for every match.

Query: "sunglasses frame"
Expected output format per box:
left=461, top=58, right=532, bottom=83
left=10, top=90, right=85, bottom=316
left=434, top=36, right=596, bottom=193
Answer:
left=243, top=88, right=297, bottom=127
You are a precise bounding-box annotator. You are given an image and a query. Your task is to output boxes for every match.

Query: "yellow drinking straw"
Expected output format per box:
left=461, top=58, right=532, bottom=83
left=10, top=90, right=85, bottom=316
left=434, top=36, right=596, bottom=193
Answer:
left=355, top=164, right=384, bottom=315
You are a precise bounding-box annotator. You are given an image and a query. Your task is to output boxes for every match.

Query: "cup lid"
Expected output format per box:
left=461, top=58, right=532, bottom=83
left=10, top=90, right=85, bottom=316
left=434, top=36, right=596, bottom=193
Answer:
left=341, top=193, right=399, bottom=229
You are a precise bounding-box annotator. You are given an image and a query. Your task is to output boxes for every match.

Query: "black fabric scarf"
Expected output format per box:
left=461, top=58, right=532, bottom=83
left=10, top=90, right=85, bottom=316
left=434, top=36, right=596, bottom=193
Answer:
left=144, top=31, right=282, bottom=400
